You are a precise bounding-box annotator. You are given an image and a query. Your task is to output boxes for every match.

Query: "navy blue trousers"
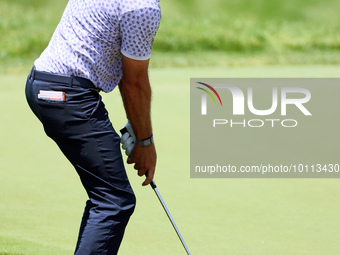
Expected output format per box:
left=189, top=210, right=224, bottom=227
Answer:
left=25, top=68, right=136, bottom=255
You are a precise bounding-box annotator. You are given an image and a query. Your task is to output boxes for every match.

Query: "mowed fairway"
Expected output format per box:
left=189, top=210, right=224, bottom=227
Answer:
left=1, top=66, right=340, bottom=255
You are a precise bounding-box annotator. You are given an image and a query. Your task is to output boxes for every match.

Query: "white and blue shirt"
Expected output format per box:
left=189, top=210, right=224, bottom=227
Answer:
left=35, top=0, right=161, bottom=92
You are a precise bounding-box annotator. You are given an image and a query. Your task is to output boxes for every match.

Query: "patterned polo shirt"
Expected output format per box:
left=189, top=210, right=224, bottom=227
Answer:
left=34, top=0, right=161, bottom=92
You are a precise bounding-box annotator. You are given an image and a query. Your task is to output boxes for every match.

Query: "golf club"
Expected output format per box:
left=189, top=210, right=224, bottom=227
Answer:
left=120, top=128, right=191, bottom=255
left=148, top=178, right=191, bottom=255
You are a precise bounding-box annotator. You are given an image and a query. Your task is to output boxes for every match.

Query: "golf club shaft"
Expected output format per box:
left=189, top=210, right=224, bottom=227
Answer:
left=120, top=128, right=190, bottom=254
left=149, top=180, right=191, bottom=255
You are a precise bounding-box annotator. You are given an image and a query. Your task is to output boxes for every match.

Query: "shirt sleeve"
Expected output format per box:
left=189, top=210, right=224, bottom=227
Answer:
left=120, top=7, right=161, bottom=60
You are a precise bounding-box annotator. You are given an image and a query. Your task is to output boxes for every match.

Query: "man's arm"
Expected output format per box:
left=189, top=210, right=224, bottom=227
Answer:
left=119, top=55, right=156, bottom=186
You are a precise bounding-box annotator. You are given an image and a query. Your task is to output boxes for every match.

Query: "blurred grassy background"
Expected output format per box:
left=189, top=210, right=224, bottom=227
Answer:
left=1, top=0, right=340, bottom=73
left=1, top=0, right=340, bottom=254
left=2, top=66, right=340, bottom=255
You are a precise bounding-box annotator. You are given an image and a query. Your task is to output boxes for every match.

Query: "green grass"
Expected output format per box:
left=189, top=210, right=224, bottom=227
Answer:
left=1, top=66, right=340, bottom=254
left=1, top=0, right=340, bottom=73
left=159, top=1, right=340, bottom=52
left=1, top=1, right=340, bottom=254
left=0, top=1, right=64, bottom=69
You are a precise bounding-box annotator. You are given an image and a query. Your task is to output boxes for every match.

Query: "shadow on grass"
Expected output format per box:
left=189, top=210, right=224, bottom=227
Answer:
left=0, top=253, right=25, bottom=255
left=0, top=235, right=71, bottom=255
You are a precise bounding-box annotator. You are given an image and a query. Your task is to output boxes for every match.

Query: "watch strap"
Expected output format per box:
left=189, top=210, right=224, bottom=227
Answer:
left=136, top=135, right=154, bottom=147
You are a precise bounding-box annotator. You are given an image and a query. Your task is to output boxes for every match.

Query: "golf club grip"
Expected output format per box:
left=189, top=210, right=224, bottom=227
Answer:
left=120, top=127, right=127, bottom=136
left=146, top=174, right=157, bottom=189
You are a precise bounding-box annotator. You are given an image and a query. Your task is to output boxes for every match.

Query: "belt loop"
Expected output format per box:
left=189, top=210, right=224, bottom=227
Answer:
left=30, top=66, right=36, bottom=80
left=69, top=76, right=74, bottom=87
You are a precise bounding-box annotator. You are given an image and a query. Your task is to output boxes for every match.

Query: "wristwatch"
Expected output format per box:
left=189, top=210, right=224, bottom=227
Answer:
left=136, top=135, right=154, bottom=147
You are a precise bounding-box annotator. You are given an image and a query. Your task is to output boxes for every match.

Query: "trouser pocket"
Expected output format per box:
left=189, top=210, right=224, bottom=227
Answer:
left=25, top=77, right=102, bottom=139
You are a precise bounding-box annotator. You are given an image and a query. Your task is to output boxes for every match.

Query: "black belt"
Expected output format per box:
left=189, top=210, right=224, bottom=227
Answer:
left=30, top=67, right=96, bottom=90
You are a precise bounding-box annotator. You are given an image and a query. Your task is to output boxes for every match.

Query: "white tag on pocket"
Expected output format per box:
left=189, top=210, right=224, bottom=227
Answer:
left=38, top=90, right=66, bottom=101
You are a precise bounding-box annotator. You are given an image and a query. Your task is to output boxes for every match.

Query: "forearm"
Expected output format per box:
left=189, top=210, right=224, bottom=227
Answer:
left=119, top=56, right=156, bottom=186
left=119, top=75, right=153, bottom=140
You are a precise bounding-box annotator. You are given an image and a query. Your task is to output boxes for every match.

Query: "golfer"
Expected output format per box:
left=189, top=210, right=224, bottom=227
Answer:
left=25, top=0, right=161, bottom=254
